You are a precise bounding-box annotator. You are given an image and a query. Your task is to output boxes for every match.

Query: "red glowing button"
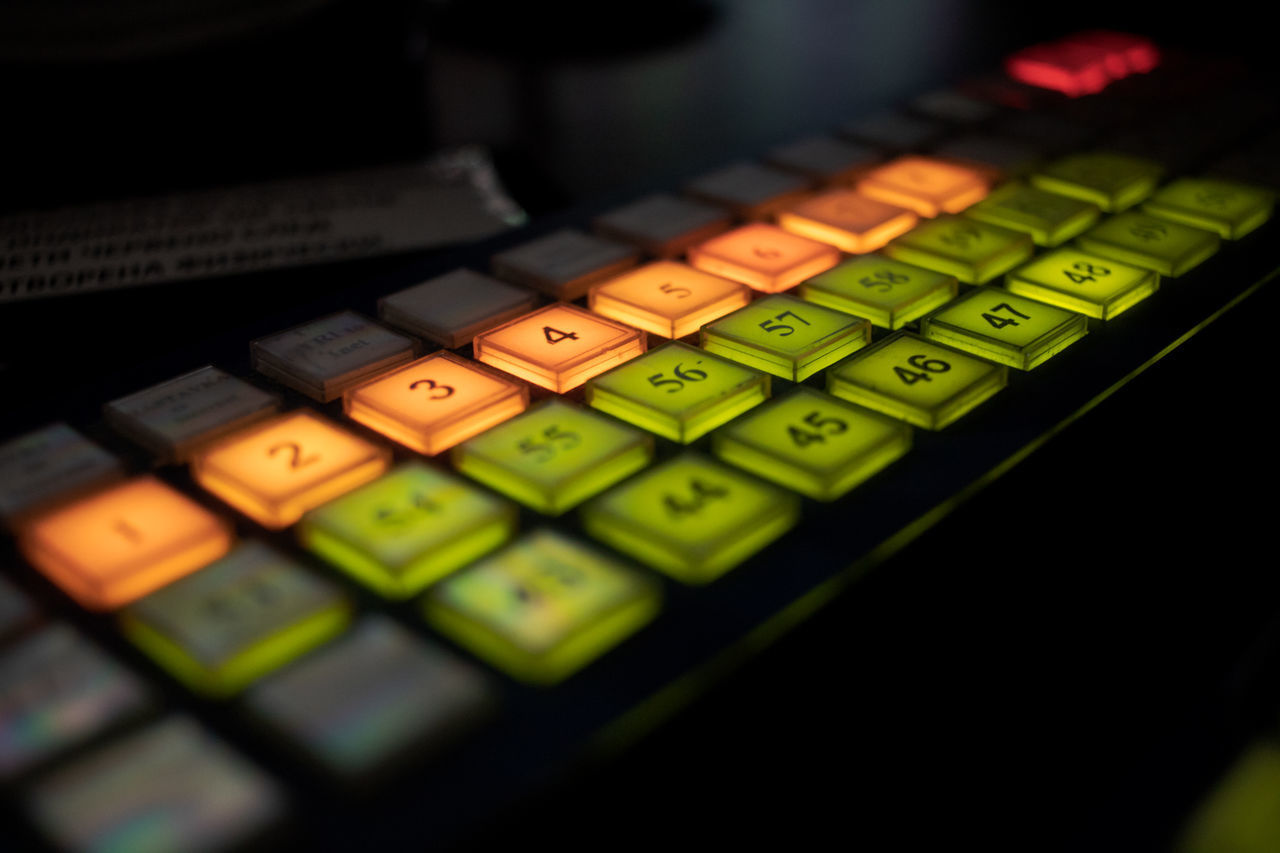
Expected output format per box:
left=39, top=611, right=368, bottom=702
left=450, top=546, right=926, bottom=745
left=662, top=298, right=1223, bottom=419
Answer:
left=1062, top=31, right=1159, bottom=77
left=1005, top=42, right=1112, bottom=98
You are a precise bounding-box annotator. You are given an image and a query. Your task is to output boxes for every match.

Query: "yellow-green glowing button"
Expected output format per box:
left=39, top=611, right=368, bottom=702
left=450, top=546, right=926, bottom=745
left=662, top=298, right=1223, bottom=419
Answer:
left=1005, top=247, right=1159, bottom=320
left=963, top=181, right=1101, bottom=246
left=699, top=294, right=869, bottom=381
left=584, top=342, right=769, bottom=443
left=1075, top=210, right=1219, bottom=277
left=827, top=332, right=1007, bottom=429
left=882, top=216, right=1033, bottom=284
left=712, top=387, right=911, bottom=500
left=451, top=399, right=652, bottom=515
left=580, top=453, right=799, bottom=583
left=799, top=254, right=958, bottom=329
left=118, top=541, right=351, bottom=697
left=297, top=463, right=517, bottom=600
left=1176, top=738, right=1280, bottom=853
left=423, top=529, right=660, bottom=684
left=1142, top=177, right=1274, bottom=239
left=1030, top=152, right=1164, bottom=212
left=920, top=287, right=1087, bottom=370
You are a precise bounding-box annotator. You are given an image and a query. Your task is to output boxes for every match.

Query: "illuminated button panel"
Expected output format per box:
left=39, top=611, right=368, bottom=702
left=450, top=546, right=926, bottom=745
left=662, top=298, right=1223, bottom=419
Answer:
left=581, top=453, right=799, bottom=584
left=425, top=529, right=661, bottom=683
left=585, top=341, right=770, bottom=443
left=800, top=254, right=958, bottom=329
left=1141, top=177, right=1273, bottom=239
left=687, top=223, right=841, bottom=293
left=1005, top=247, right=1159, bottom=319
left=344, top=351, right=528, bottom=455
left=1031, top=152, right=1163, bottom=212
left=378, top=269, right=539, bottom=349
left=452, top=399, right=653, bottom=515
left=1075, top=210, right=1220, bottom=277
left=191, top=410, right=391, bottom=529
left=104, top=367, right=280, bottom=463
left=474, top=303, right=646, bottom=393
left=0, top=423, right=123, bottom=526
left=701, top=293, right=870, bottom=381
left=18, top=476, right=234, bottom=611
left=964, top=181, right=1101, bottom=247
left=119, top=541, right=350, bottom=697
left=920, top=287, right=1088, bottom=370
left=856, top=155, right=989, bottom=218
left=299, top=462, right=517, bottom=599
left=713, top=387, right=912, bottom=501
left=884, top=217, right=1033, bottom=284
left=827, top=332, right=1008, bottom=429
left=491, top=228, right=639, bottom=301
left=776, top=190, right=918, bottom=253
left=588, top=261, right=750, bottom=339
left=251, top=311, right=417, bottom=402
left=245, top=617, right=495, bottom=778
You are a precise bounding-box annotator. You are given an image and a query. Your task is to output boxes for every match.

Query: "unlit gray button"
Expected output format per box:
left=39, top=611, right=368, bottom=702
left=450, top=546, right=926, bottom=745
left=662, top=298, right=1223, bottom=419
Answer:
left=380, top=269, right=538, bottom=349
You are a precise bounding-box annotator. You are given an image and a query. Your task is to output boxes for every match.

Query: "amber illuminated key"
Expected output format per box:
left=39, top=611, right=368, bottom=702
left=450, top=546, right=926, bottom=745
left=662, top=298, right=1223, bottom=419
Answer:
left=687, top=223, right=840, bottom=293
left=191, top=411, right=390, bottom=529
left=776, top=190, right=918, bottom=254
left=856, top=156, right=990, bottom=218
left=588, top=261, right=750, bottom=338
left=18, top=477, right=234, bottom=611
left=344, top=352, right=528, bottom=455
left=474, top=303, right=646, bottom=393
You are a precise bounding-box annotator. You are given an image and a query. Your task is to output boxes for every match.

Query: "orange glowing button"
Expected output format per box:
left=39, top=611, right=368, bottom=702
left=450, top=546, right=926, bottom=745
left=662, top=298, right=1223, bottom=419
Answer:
left=474, top=303, right=646, bottom=393
left=589, top=261, right=750, bottom=338
left=776, top=190, right=918, bottom=254
left=192, top=411, right=390, bottom=529
left=18, top=476, right=234, bottom=611
left=1005, top=42, right=1112, bottom=98
left=856, top=156, right=990, bottom=218
left=686, top=223, right=840, bottom=294
left=344, top=352, right=528, bottom=455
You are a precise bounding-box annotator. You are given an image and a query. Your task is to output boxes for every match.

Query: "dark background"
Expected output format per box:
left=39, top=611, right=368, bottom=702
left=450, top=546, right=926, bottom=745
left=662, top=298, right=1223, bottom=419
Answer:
left=2, top=3, right=1277, bottom=850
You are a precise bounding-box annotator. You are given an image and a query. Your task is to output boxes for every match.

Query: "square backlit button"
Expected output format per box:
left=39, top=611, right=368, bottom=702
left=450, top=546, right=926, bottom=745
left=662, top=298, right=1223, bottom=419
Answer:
left=491, top=228, right=640, bottom=301
left=1030, top=152, right=1164, bottom=212
left=884, top=216, right=1033, bottom=284
left=1005, top=42, right=1112, bottom=97
left=1075, top=210, right=1220, bottom=277
left=424, top=529, right=661, bottom=684
left=344, top=352, right=528, bottom=455
left=585, top=342, right=770, bottom=443
left=298, top=462, right=517, bottom=599
left=474, top=303, right=646, bottom=393
left=701, top=294, right=870, bottom=381
left=800, top=254, right=958, bottom=329
left=245, top=617, right=495, bottom=779
left=920, top=287, right=1088, bottom=370
left=452, top=399, right=653, bottom=515
left=855, top=155, right=990, bottom=218
left=251, top=311, right=417, bottom=402
left=776, top=190, right=918, bottom=253
left=827, top=332, right=1008, bottom=429
left=581, top=453, right=799, bottom=584
left=378, top=269, right=539, bottom=349
left=191, top=410, right=391, bottom=529
left=1005, top=247, right=1159, bottom=319
left=713, top=387, right=913, bottom=500
left=119, top=541, right=351, bottom=697
left=588, top=261, right=750, bottom=338
left=104, top=367, right=280, bottom=463
left=1141, top=177, right=1273, bottom=239
left=18, top=476, right=234, bottom=611
left=964, top=181, right=1101, bottom=246
left=687, top=223, right=841, bottom=293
